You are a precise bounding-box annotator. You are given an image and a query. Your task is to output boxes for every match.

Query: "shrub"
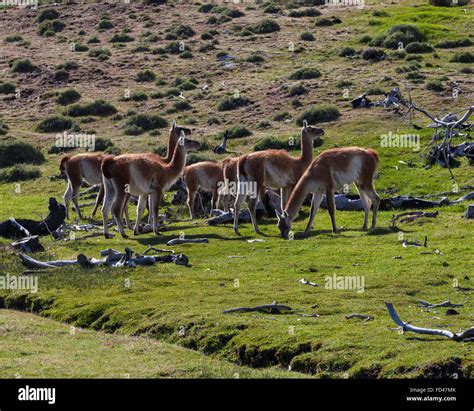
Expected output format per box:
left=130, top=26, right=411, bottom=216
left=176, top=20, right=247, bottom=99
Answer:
left=405, top=42, right=433, bottom=54
left=366, top=87, right=385, bottom=95
left=110, top=33, right=134, bottom=43
left=87, top=36, right=101, bottom=44
left=53, top=69, right=69, bottom=81
left=289, top=84, right=308, bottom=96
left=56, top=61, right=79, bottom=71
left=57, top=89, right=81, bottom=105
left=37, top=8, right=60, bottom=23
left=359, top=35, right=372, bottom=44
left=218, top=126, right=252, bottom=140
left=0, top=165, right=41, bottom=183
left=372, top=24, right=426, bottom=49
left=264, top=4, right=282, bottom=13
left=124, top=113, right=168, bottom=135
left=336, top=80, right=353, bottom=88
left=5, top=34, right=23, bottom=43
left=64, top=100, right=117, bottom=117
left=289, top=68, right=321, bottom=80
left=88, top=48, right=111, bottom=60
left=0, top=120, right=9, bottom=135
left=246, top=53, right=265, bottom=63
left=315, top=18, right=334, bottom=27
left=435, top=38, right=472, bottom=49
left=37, top=20, right=65, bottom=36
left=246, top=19, right=280, bottom=35
left=223, top=8, right=244, bottom=18
left=0, top=142, right=45, bottom=168
left=0, top=82, right=16, bottom=94
left=179, top=51, right=193, bottom=59
left=274, top=111, right=291, bottom=121
left=289, top=8, right=321, bottom=17
left=98, top=19, right=113, bottom=30
left=217, top=95, right=250, bottom=111
left=339, top=46, right=356, bottom=57
left=361, top=48, right=386, bottom=61
left=93, top=137, right=114, bottom=151
left=451, top=52, right=474, bottom=63
left=135, top=69, right=156, bottom=82
left=36, top=116, right=74, bottom=132
left=296, top=105, right=340, bottom=125
left=254, top=137, right=298, bottom=152
left=171, top=24, right=195, bottom=39
left=428, top=0, right=469, bottom=5
left=426, top=80, right=444, bottom=92
left=171, top=100, right=192, bottom=112
left=10, top=58, right=36, bottom=73
left=198, top=4, right=216, bottom=13
left=300, top=32, right=315, bottom=41
left=186, top=153, right=211, bottom=166
left=128, top=91, right=148, bottom=101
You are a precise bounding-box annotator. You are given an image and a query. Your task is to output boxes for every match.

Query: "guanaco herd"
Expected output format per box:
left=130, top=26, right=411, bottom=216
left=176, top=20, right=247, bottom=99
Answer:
left=60, top=120, right=380, bottom=240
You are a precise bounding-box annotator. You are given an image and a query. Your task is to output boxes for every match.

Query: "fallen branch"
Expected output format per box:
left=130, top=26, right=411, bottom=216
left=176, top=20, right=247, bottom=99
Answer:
left=166, top=238, right=209, bottom=246
left=417, top=300, right=463, bottom=309
left=223, top=302, right=293, bottom=315
left=298, top=278, right=319, bottom=287
left=346, top=313, right=374, bottom=322
left=385, top=302, right=474, bottom=341
left=391, top=211, right=439, bottom=226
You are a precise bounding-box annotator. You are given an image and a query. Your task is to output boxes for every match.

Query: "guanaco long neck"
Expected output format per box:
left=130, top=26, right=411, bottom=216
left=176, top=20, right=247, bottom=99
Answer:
left=165, top=142, right=187, bottom=182
left=285, top=173, right=315, bottom=220
left=299, top=131, right=313, bottom=165
left=165, top=133, right=179, bottom=163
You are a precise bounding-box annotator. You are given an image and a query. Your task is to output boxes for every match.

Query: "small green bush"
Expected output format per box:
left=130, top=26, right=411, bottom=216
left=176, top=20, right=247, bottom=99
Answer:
left=217, top=95, right=250, bottom=111
left=0, top=164, right=41, bottom=183
left=289, top=8, right=321, bottom=17
left=53, top=69, right=69, bottom=81
left=110, top=33, right=134, bottom=43
left=371, top=24, right=426, bottom=49
left=254, top=137, right=299, bottom=152
left=405, top=42, right=433, bottom=54
left=10, top=59, right=36, bottom=73
left=5, top=34, right=23, bottom=43
left=37, top=8, right=60, bottom=23
left=57, top=89, right=81, bottom=105
left=135, top=69, right=156, bottom=82
left=88, top=48, right=111, bottom=60
left=245, top=19, right=280, bottom=35
left=37, top=19, right=65, bottom=36
left=0, top=82, right=16, bottom=94
left=426, top=80, right=445, bottom=92
left=339, top=46, right=356, bottom=57
left=218, top=126, right=252, bottom=140
left=0, top=142, right=45, bottom=168
left=98, top=19, right=114, bottom=30
left=296, top=105, right=340, bottom=125
left=289, top=84, right=308, bottom=96
left=64, top=100, right=117, bottom=117
left=87, top=36, right=101, bottom=44
left=171, top=24, right=195, bottom=39
left=246, top=53, right=265, bottom=63
left=56, top=61, right=79, bottom=71
left=451, top=52, right=474, bottom=63
left=128, top=91, right=148, bottom=101
left=36, top=116, right=74, bottom=132
left=124, top=113, right=168, bottom=135
left=300, top=32, right=315, bottom=41
left=361, top=48, right=386, bottom=61
left=289, top=68, right=321, bottom=80
left=435, top=39, right=472, bottom=49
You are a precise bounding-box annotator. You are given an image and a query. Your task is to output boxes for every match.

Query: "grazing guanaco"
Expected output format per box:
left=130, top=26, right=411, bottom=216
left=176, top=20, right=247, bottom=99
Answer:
left=60, top=153, right=105, bottom=220
left=101, top=134, right=201, bottom=238
left=219, top=156, right=239, bottom=211
left=233, top=121, right=324, bottom=235
left=184, top=161, right=223, bottom=219
left=60, top=121, right=188, bottom=224
left=276, top=147, right=380, bottom=239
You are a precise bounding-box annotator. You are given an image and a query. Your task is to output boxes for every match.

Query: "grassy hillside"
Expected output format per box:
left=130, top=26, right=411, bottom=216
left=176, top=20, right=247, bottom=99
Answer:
left=0, top=1, right=473, bottom=378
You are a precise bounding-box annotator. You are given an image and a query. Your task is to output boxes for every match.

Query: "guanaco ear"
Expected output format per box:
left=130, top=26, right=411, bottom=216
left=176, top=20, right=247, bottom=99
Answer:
left=275, top=209, right=282, bottom=220
left=282, top=210, right=289, bottom=218
left=172, top=120, right=177, bottom=130
left=303, top=119, right=308, bottom=128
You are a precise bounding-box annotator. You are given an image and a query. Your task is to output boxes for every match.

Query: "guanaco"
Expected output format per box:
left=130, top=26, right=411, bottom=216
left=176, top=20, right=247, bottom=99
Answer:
left=184, top=161, right=223, bottom=219
left=101, top=134, right=201, bottom=238
left=276, top=147, right=380, bottom=239
left=233, top=121, right=324, bottom=235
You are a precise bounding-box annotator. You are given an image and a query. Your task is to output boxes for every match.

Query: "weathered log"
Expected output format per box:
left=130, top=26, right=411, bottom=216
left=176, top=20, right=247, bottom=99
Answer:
left=385, top=302, right=474, bottom=341
left=391, top=211, right=439, bottom=226
left=417, top=300, right=463, bottom=309
left=346, top=313, right=374, bottom=321
left=166, top=238, right=209, bottom=246
left=223, top=302, right=293, bottom=315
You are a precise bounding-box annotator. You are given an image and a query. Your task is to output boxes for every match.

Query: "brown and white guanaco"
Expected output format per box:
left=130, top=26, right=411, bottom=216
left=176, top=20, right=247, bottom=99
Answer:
left=101, top=133, right=201, bottom=238
left=233, top=121, right=324, bottom=235
left=276, top=147, right=380, bottom=239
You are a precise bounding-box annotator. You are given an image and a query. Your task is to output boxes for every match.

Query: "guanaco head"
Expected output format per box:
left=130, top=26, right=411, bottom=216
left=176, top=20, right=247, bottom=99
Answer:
left=170, top=120, right=191, bottom=140
left=177, top=132, right=201, bottom=151
left=301, top=119, right=325, bottom=140
left=276, top=209, right=292, bottom=240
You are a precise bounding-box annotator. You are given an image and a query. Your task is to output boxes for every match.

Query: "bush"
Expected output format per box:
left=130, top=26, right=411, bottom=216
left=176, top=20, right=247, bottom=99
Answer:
left=361, top=48, right=386, bottom=61
left=179, top=51, right=193, bottom=59
left=56, top=61, right=79, bottom=71
left=93, top=137, right=114, bottom=151
left=53, top=69, right=69, bottom=81
left=186, top=153, right=211, bottom=166
left=296, top=105, right=340, bottom=125
left=5, top=34, right=23, bottom=43
left=10, top=58, right=36, bottom=73
left=289, top=8, right=321, bottom=17
left=37, top=19, right=65, bottom=36
left=245, top=19, right=280, bottom=35
left=98, top=19, right=113, bottom=30
left=0, top=120, right=9, bottom=135
left=110, top=33, right=134, bottom=43
left=64, top=100, right=117, bottom=117
left=219, top=126, right=252, bottom=140
left=405, top=42, right=433, bottom=54
left=87, top=36, right=101, bottom=44
left=274, top=111, right=291, bottom=121
left=135, top=69, right=156, bottom=82
left=37, top=8, right=60, bottom=23
left=0, top=82, right=16, bottom=94
left=428, top=0, right=469, bottom=5
left=435, top=39, right=472, bottom=49
left=88, top=48, right=111, bottom=60
left=254, top=137, right=298, bottom=152
left=289, top=68, right=321, bottom=80
left=0, top=142, right=45, bottom=168
left=217, top=95, right=250, bottom=111
left=315, top=18, right=334, bottom=27
left=264, top=4, right=282, bottom=13
left=336, top=80, right=353, bottom=88
left=198, top=4, right=216, bottom=13
left=124, top=113, right=168, bottom=135
left=128, top=91, right=148, bottom=101
left=426, top=80, right=445, bottom=92
left=246, top=53, right=265, bottom=63
left=372, top=24, right=426, bottom=49
left=171, top=100, right=192, bottom=112
left=289, top=84, right=308, bottom=96
left=300, top=32, right=315, bottom=41
left=339, top=46, right=356, bottom=57
left=359, top=35, right=372, bottom=44
left=57, top=89, right=81, bottom=105
left=36, top=116, right=74, bottom=132
left=0, top=165, right=41, bottom=183
left=451, top=52, right=474, bottom=63
left=171, top=24, right=195, bottom=39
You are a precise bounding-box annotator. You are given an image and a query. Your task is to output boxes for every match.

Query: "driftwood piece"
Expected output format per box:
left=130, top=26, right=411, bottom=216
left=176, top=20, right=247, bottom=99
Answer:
left=298, top=278, right=319, bottom=287
left=166, top=238, right=209, bottom=246
left=385, top=302, right=474, bottom=341
left=391, top=211, right=439, bottom=226
left=223, top=302, right=293, bottom=315
left=417, top=300, right=463, bottom=309
left=346, top=313, right=374, bottom=322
